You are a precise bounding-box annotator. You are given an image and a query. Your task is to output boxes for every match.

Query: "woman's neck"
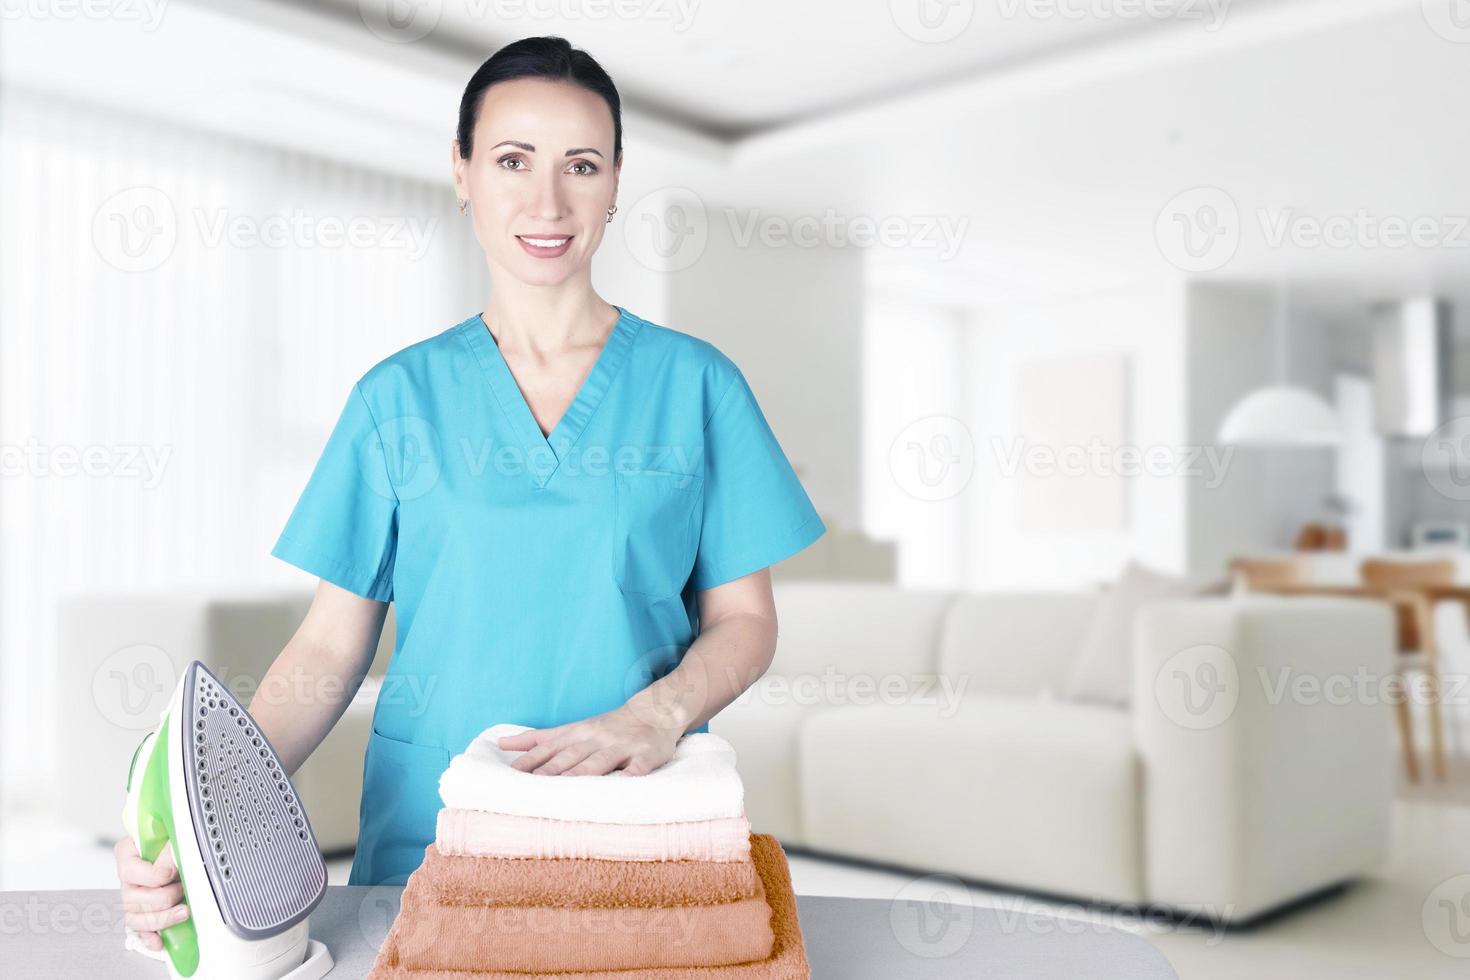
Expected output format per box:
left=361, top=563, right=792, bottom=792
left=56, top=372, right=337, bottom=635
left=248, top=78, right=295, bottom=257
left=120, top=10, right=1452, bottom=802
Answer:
left=481, top=290, right=618, bottom=356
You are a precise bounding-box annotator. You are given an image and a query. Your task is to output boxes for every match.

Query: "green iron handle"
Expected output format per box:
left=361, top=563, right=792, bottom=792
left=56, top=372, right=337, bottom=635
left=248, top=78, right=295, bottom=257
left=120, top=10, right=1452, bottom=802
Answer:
left=133, top=716, right=201, bottom=977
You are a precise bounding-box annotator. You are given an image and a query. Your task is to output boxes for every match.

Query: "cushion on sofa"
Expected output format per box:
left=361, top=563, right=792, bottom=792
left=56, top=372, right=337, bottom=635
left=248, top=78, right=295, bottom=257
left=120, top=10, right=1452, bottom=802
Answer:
left=937, top=593, right=1097, bottom=697
left=1062, top=561, right=1215, bottom=707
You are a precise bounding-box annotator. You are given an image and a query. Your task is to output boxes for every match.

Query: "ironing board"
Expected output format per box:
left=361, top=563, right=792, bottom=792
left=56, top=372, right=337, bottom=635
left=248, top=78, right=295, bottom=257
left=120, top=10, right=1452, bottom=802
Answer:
left=9, top=886, right=1177, bottom=978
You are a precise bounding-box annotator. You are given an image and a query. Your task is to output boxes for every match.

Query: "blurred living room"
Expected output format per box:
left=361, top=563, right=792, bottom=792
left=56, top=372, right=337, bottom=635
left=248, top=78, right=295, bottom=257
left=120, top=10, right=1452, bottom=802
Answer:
left=4, top=0, right=1470, bottom=977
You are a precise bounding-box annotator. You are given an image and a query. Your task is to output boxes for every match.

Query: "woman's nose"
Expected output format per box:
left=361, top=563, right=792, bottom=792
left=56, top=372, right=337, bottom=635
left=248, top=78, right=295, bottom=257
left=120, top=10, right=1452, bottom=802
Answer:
left=526, top=172, right=568, bottom=221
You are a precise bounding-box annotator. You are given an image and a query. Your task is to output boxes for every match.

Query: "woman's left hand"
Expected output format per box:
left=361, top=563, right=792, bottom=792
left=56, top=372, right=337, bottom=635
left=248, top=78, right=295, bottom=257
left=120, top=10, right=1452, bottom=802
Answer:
left=497, top=706, right=681, bottom=776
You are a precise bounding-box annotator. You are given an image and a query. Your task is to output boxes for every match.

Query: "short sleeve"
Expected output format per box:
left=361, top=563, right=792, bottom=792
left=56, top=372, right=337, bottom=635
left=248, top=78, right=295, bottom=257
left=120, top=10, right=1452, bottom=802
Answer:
left=690, top=368, right=826, bottom=591
left=271, top=381, right=398, bottom=601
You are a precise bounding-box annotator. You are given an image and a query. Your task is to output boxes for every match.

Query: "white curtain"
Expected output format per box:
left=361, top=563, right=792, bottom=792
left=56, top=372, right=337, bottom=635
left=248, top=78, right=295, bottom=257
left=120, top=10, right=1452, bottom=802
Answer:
left=0, top=88, right=483, bottom=803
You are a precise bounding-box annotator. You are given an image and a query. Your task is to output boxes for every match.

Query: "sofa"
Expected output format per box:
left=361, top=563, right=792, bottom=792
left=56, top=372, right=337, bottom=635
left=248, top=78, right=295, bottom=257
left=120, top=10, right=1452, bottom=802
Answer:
left=56, top=589, right=391, bottom=855
left=710, top=582, right=1396, bottom=923
left=58, top=581, right=1394, bottom=922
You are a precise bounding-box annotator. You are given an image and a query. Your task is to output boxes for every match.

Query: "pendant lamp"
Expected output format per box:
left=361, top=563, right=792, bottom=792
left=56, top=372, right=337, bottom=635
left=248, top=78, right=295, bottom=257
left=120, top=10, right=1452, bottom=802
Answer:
left=1217, top=280, right=1342, bottom=447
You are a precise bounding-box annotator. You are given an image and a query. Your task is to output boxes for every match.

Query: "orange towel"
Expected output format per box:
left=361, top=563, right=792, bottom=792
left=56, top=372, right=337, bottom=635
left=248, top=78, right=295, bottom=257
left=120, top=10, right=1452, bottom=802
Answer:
left=421, top=842, right=762, bottom=908
left=366, top=833, right=811, bottom=980
left=393, top=878, right=772, bottom=973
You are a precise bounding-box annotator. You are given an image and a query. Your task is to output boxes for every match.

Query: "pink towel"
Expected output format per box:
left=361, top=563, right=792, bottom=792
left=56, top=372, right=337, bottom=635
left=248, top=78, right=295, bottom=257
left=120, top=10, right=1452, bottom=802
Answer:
left=436, top=808, right=753, bottom=862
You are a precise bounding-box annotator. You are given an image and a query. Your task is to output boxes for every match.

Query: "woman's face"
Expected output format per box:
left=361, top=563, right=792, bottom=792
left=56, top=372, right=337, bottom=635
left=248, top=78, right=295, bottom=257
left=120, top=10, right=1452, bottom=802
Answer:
left=452, top=77, right=619, bottom=288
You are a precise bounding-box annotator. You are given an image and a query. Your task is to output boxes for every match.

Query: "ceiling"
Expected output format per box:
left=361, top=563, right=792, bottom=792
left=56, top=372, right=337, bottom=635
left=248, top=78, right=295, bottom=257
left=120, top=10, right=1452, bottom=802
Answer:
left=316, top=0, right=1274, bottom=137
left=4, top=0, right=1466, bottom=321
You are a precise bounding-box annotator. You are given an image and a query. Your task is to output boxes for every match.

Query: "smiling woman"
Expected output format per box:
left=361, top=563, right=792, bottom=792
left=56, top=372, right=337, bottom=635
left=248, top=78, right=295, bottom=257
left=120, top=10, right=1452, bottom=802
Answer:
left=248, top=35, right=828, bottom=888
left=451, top=38, right=622, bottom=286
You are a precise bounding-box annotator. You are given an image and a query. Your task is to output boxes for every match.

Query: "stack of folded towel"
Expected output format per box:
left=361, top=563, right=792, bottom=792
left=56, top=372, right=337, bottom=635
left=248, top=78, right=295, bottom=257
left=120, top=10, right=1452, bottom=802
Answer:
left=365, top=723, right=811, bottom=980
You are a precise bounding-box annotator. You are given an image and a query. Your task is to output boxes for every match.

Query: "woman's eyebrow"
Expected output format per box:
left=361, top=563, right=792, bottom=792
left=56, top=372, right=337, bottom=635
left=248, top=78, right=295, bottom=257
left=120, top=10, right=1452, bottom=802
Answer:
left=489, top=140, right=604, bottom=159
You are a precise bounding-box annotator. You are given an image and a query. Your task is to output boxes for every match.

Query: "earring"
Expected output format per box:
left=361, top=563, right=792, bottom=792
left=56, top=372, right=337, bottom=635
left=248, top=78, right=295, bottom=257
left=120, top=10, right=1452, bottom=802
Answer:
left=457, top=198, right=468, bottom=215
left=605, top=204, right=618, bottom=224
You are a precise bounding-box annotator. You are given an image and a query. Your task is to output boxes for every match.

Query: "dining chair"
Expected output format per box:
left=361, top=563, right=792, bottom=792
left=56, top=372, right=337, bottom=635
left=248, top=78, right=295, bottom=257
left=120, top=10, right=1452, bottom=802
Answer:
left=1360, top=558, right=1456, bottom=782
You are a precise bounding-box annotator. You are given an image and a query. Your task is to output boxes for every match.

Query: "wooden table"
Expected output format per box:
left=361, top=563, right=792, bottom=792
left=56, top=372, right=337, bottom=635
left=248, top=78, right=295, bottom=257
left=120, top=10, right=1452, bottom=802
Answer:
left=1256, top=582, right=1470, bottom=612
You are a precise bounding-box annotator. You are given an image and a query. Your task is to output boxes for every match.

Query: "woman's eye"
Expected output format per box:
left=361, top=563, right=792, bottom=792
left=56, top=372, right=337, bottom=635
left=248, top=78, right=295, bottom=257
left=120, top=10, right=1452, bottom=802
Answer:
left=496, top=156, right=597, bottom=175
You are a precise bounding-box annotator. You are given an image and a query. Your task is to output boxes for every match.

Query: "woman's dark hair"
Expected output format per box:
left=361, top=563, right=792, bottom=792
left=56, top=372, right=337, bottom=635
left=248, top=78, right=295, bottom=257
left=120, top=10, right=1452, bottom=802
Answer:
left=456, top=36, right=622, bottom=163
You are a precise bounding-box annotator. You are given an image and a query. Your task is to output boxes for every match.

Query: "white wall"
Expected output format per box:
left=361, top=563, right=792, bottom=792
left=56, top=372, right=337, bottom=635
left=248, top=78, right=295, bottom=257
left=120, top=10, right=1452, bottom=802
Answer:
left=1185, top=282, right=1337, bottom=577
left=861, top=293, right=969, bottom=588
left=961, top=281, right=1189, bottom=590
left=666, top=207, right=864, bottom=530
left=1335, top=373, right=1387, bottom=553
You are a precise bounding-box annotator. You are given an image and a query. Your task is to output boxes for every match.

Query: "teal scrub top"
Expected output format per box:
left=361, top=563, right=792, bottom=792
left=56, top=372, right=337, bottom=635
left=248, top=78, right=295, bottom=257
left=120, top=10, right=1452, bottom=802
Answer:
left=270, top=305, right=825, bottom=886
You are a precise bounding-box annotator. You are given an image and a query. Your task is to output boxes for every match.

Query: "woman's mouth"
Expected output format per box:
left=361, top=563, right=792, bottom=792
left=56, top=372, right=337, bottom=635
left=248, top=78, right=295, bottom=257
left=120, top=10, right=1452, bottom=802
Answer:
left=516, top=235, right=572, bottom=259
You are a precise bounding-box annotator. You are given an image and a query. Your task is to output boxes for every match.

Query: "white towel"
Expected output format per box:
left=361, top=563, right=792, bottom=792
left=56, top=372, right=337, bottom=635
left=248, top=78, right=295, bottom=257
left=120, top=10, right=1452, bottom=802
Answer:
left=124, top=928, right=169, bottom=962
left=437, top=723, right=745, bottom=824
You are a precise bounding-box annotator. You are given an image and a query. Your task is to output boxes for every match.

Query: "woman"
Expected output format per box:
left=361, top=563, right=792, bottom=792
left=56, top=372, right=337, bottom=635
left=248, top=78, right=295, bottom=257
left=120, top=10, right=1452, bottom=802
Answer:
left=116, top=34, right=823, bottom=948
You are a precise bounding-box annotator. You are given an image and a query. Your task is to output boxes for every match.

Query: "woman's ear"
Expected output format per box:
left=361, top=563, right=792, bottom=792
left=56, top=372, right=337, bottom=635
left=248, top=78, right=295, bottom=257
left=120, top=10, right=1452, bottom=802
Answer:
left=450, top=139, right=466, bottom=199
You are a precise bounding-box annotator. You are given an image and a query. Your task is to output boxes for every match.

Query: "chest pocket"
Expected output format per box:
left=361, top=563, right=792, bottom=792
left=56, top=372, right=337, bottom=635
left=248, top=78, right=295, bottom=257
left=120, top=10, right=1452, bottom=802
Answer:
left=612, top=469, right=704, bottom=599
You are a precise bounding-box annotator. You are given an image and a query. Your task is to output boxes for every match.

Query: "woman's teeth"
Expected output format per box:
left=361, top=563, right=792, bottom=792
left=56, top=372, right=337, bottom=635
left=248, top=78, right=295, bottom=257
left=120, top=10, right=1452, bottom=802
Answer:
left=520, top=237, right=568, bottom=247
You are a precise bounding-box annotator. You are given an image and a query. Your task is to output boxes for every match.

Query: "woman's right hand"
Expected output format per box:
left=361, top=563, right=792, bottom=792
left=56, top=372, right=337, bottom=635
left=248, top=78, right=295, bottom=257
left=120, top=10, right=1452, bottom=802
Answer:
left=116, top=835, right=190, bottom=952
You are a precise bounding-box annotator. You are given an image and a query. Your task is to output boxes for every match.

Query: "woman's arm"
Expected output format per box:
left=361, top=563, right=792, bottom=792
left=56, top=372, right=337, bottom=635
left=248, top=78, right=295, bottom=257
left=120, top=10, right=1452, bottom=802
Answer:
left=246, top=578, right=390, bottom=775
left=498, top=568, right=779, bottom=776
left=625, top=567, right=778, bottom=735
left=117, top=577, right=387, bottom=951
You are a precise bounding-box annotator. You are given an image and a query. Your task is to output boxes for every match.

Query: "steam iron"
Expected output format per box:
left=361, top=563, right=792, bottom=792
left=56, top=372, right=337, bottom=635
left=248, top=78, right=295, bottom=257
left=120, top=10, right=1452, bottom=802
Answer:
left=122, top=661, right=334, bottom=979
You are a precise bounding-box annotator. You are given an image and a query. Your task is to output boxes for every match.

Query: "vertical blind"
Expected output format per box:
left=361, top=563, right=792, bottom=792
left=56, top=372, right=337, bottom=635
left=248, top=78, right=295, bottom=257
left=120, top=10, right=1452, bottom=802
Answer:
left=0, top=87, right=483, bottom=802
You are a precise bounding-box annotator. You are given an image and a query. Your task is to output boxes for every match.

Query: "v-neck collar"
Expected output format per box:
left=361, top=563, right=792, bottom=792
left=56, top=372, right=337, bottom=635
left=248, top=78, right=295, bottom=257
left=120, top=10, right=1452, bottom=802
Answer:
left=458, top=305, right=641, bottom=488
